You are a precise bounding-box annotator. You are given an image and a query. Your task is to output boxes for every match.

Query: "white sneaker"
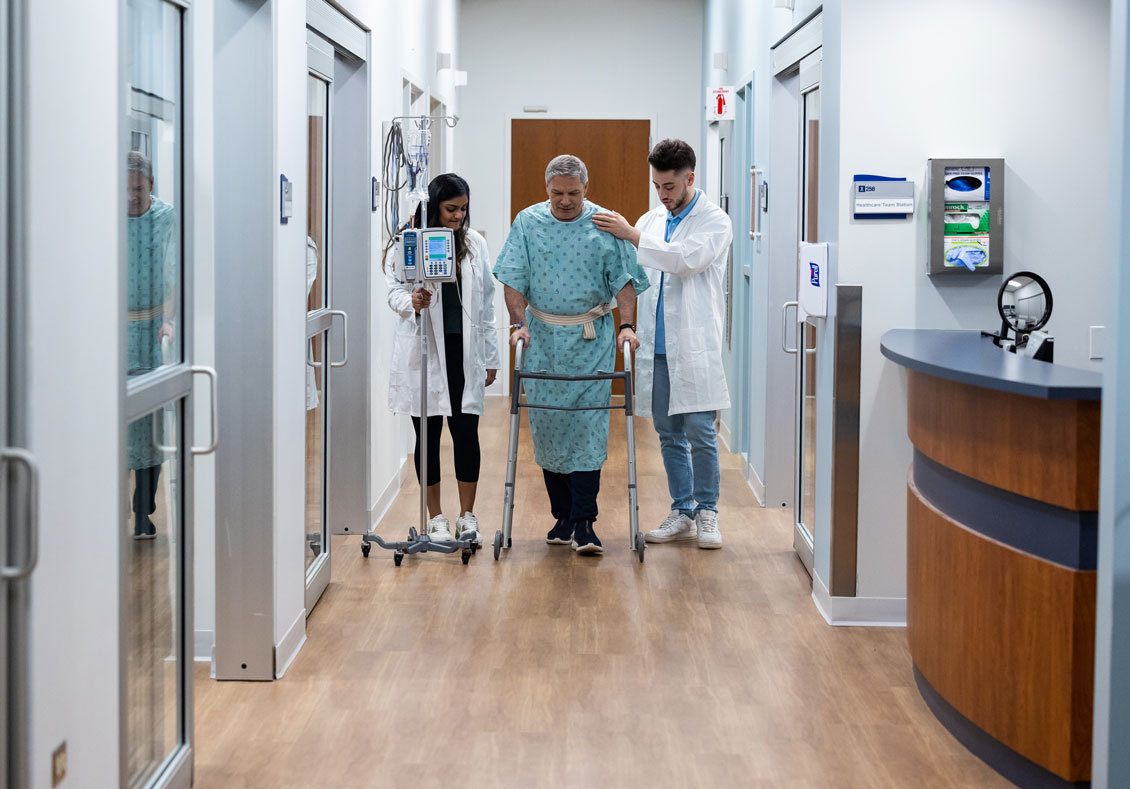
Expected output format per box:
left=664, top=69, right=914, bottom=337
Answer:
left=645, top=510, right=697, bottom=543
left=455, top=512, right=482, bottom=547
left=426, top=514, right=454, bottom=542
left=696, top=510, right=721, bottom=549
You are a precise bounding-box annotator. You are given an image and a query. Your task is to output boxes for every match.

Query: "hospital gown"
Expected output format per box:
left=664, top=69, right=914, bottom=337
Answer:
left=127, top=196, right=177, bottom=471
left=494, top=200, right=648, bottom=473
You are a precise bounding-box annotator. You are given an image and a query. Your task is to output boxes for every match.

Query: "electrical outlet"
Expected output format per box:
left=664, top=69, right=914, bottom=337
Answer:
left=51, top=742, right=67, bottom=786
left=1090, top=326, right=1105, bottom=360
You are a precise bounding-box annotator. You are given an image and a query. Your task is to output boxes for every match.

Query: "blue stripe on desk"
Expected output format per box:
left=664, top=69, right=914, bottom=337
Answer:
left=913, top=450, right=1097, bottom=570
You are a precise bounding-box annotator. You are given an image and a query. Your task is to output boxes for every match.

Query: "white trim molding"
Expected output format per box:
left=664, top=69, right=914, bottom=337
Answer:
left=274, top=608, right=307, bottom=679
left=812, top=573, right=906, bottom=627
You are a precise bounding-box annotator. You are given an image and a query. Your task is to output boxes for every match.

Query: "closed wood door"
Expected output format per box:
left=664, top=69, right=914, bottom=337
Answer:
left=509, top=119, right=651, bottom=394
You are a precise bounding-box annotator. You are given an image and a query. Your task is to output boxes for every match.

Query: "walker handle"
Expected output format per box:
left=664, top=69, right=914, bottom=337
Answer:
left=621, top=339, right=633, bottom=373
left=514, top=337, right=525, bottom=371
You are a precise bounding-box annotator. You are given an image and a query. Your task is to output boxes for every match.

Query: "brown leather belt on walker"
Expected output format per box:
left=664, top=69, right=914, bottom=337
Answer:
left=527, top=303, right=612, bottom=340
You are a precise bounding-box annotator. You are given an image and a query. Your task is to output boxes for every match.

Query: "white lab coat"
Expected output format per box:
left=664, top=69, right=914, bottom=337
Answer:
left=634, top=191, right=733, bottom=417
left=387, top=228, right=501, bottom=417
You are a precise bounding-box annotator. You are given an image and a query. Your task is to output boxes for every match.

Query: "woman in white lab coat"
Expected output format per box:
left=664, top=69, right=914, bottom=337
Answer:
left=386, top=173, right=501, bottom=545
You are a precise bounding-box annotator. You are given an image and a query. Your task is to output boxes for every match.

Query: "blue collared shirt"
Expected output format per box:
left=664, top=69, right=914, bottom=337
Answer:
left=655, top=189, right=701, bottom=355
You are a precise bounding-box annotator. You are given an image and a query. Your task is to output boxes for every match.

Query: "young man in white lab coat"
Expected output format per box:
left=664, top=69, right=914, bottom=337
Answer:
left=593, top=139, right=732, bottom=548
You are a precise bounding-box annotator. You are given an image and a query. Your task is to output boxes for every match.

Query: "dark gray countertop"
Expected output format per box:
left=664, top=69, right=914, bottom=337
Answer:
left=880, top=329, right=1102, bottom=400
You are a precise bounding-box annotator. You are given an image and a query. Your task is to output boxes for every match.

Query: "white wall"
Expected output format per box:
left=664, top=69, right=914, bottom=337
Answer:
left=339, top=0, right=461, bottom=524
left=835, top=0, right=1109, bottom=599
left=458, top=0, right=705, bottom=394
left=704, top=0, right=1110, bottom=608
left=194, top=0, right=461, bottom=665
left=701, top=0, right=822, bottom=494
left=25, top=0, right=122, bottom=784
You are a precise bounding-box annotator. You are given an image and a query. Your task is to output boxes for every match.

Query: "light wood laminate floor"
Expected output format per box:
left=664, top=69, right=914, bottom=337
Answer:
left=195, top=398, right=1005, bottom=788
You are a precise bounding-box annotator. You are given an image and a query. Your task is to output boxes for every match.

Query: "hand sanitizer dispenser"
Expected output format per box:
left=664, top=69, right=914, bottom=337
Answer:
left=798, top=242, right=829, bottom=319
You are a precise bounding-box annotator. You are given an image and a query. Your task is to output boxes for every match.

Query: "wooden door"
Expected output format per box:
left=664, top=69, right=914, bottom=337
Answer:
left=509, top=119, right=651, bottom=394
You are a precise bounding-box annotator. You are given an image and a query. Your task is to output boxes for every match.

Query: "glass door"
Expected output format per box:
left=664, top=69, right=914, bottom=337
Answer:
left=304, top=51, right=340, bottom=612
left=124, top=1, right=210, bottom=785
left=793, top=80, right=821, bottom=574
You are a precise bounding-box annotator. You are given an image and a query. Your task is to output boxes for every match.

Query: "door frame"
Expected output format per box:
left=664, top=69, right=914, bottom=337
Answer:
left=120, top=0, right=198, bottom=784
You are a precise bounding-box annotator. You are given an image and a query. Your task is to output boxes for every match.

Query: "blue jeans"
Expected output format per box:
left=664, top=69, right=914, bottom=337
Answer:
left=651, top=354, right=720, bottom=515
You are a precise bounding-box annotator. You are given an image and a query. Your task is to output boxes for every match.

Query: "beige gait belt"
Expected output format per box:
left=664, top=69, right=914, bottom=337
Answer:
left=527, top=303, right=612, bottom=340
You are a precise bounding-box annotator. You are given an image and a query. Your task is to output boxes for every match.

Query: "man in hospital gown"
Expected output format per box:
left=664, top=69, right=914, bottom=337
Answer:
left=127, top=150, right=177, bottom=540
left=494, top=155, right=648, bottom=554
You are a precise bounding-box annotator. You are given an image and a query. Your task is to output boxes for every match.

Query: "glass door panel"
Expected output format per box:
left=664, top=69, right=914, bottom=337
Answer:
left=304, top=68, right=332, bottom=607
left=794, top=83, right=821, bottom=570
left=125, top=401, right=184, bottom=786
left=124, top=1, right=193, bottom=785
left=126, top=0, right=183, bottom=378
left=305, top=331, right=327, bottom=571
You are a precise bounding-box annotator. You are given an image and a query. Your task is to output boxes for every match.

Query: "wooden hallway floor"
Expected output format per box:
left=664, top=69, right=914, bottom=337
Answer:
left=194, top=399, right=1006, bottom=788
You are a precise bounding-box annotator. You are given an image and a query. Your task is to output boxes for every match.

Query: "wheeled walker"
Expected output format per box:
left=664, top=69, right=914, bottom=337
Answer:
left=494, top=337, right=643, bottom=562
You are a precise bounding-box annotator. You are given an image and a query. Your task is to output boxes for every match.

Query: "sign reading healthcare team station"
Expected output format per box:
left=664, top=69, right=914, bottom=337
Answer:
left=707, top=86, right=735, bottom=121
left=852, top=174, right=915, bottom=219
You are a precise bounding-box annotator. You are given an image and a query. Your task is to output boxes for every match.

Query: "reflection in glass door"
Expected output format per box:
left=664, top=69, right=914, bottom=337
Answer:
left=304, top=60, right=335, bottom=612
left=794, top=81, right=821, bottom=573
left=124, top=1, right=212, bottom=785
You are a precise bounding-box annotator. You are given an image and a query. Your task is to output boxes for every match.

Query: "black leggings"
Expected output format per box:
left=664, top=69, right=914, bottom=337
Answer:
left=411, top=339, right=480, bottom=487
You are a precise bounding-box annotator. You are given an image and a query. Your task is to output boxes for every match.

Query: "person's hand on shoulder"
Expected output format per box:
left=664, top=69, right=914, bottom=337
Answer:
left=592, top=211, right=640, bottom=246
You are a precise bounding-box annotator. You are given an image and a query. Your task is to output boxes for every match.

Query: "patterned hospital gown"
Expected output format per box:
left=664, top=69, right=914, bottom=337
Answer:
left=127, top=196, right=177, bottom=470
left=494, top=200, right=648, bottom=473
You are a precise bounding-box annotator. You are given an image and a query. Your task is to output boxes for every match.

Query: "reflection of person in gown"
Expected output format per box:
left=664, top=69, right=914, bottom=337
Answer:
left=127, top=151, right=176, bottom=539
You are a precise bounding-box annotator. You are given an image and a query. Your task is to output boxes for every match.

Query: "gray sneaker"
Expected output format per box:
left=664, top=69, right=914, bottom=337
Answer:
left=645, top=510, right=697, bottom=543
left=696, top=510, right=722, bottom=549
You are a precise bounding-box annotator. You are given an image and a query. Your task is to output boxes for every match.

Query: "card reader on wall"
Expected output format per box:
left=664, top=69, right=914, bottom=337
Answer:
left=396, top=228, right=456, bottom=283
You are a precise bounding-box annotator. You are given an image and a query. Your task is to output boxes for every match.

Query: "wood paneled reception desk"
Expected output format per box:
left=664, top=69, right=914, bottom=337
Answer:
left=881, top=329, right=1102, bottom=787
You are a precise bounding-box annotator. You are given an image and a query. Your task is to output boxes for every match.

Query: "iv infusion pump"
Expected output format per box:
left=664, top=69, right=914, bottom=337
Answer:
left=396, top=227, right=456, bottom=283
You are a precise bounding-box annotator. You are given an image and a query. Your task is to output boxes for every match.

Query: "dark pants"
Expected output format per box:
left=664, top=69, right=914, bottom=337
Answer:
left=542, top=469, right=601, bottom=522
left=133, top=464, right=162, bottom=521
left=411, top=338, right=481, bottom=487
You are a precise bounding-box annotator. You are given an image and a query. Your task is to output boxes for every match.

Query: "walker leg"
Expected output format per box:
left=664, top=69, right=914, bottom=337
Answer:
left=627, top=412, right=639, bottom=550
left=500, top=384, right=522, bottom=553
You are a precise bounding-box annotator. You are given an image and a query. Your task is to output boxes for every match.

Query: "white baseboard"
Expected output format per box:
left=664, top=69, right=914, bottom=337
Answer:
left=718, top=420, right=732, bottom=452
left=368, top=458, right=408, bottom=532
left=811, top=573, right=906, bottom=627
left=194, top=630, right=214, bottom=663
left=274, top=609, right=307, bottom=679
left=746, top=461, right=765, bottom=506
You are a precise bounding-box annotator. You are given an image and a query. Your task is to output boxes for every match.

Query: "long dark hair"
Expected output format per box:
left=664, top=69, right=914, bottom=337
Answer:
left=414, top=172, right=471, bottom=265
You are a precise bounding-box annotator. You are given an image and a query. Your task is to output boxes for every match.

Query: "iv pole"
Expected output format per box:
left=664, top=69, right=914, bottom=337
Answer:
left=362, top=115, right=475, bottom=565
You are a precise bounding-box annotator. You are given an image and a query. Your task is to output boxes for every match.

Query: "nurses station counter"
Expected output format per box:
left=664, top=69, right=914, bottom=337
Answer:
left=881, top=329, right=1101, bottom=787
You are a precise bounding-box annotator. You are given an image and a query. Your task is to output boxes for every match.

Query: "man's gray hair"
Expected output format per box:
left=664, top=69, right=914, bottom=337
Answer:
left=545, top=154, right=588, bottom=186
left=127, top=150, right=153, bottom=181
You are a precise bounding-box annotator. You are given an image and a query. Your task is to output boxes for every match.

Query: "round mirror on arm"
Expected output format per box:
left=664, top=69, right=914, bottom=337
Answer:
left=999, top=272, right=1053, bottom=333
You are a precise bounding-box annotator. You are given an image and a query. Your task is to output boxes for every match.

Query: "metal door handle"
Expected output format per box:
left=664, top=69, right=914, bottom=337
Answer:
left=306, top=339, right=322, bottom=369
left=781, top=301, right=799, bottom=354
left=1, top=448, right=39, bottom=580
left=152, top=406, right=178, bottom=455
left=328, top=310, right=348, bottom=368
left=191, top=366, right=219, bottom=455
left=750, top=166, right=764, bottom=240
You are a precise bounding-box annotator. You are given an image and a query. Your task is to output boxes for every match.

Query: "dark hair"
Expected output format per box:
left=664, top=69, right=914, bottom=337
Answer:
left=414, top=172, right=471, bottom=264
left=647, top=139, right=696, bottom=174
